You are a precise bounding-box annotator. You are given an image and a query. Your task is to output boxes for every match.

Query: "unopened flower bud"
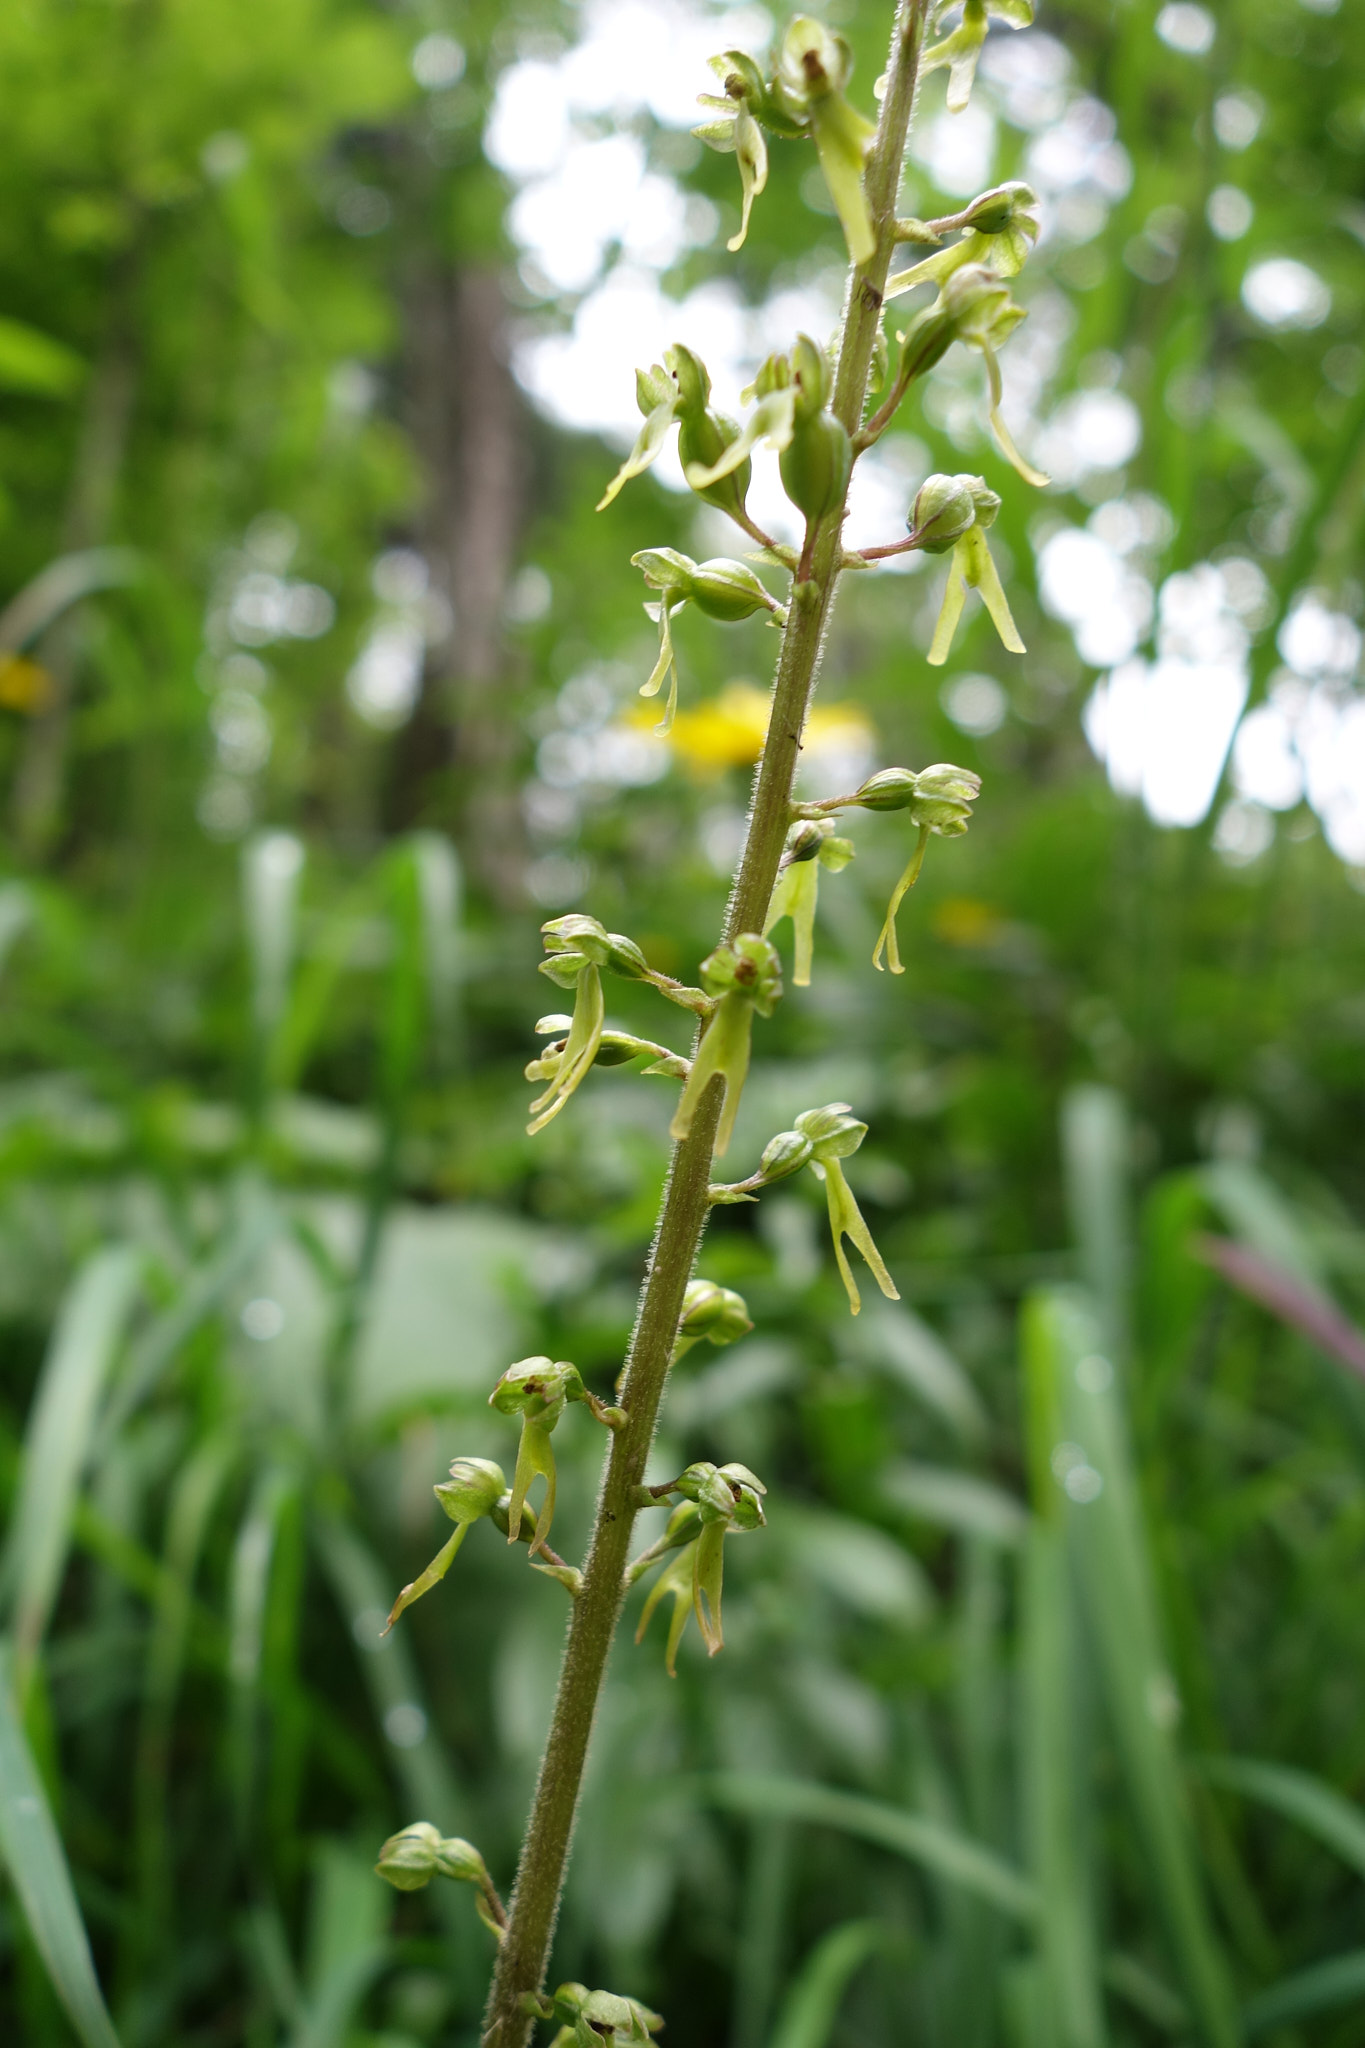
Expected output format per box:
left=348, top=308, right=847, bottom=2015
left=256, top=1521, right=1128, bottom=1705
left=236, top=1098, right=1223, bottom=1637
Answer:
left=907, top=473, right=978, bottom=554
left=433, top=1835, right=489, bottom=1885
left=375, top=1822, right=443, bottom=1891
left=961, top=180, right=1037, bottom=235
left=790, top=333, right=833, bottom=421
left=434, top=1456, right=506, bottom=1526
left=759, top=1127, right=815, bottom=1181
left=848, top=766, right=920, bottom=811
left=794, top=1100, right=868, bottom=1159
left=591, top=1031, right=653, bottom=1068
left=490, top=1488, right=540, bottom=1545
left=679, top=1278, right=754, bottom=1346
left=783, top=819, right=827, bottom=865
left=689, top=559, right=780, bottom=623
left=603, top=931, right=649, bottom=978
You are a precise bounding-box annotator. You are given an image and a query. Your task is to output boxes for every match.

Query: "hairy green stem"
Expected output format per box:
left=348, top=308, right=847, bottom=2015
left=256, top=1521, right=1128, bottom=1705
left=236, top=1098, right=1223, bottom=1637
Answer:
left=481, top=8, right=928, bottom=2041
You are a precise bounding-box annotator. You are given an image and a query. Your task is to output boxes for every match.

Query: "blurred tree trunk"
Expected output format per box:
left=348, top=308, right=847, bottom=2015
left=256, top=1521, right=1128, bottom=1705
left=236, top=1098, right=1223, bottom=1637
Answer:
left=399, top=260, right=528, bottom=906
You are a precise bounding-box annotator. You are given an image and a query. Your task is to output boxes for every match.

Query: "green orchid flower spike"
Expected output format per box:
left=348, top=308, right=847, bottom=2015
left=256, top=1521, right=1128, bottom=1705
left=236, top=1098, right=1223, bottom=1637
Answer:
left=886, top=181, right=1040, bottom=297
left=383, top=1456, right=506, bottom=1632
left=490, top=1357, right=624, bottom=1559
left=922, top=0, right=1034, bottom=115
left=635, top=1463, right=766, bottom=1673
left=596, top=342, right=754, bottom=518
left=670, top=933, right=782, bottom=1156
left=764, top=816, right=855, bottom=987
left=773, top=17, right=877, bottom=265
left=693, top=50, right=770, bottom=252
left=631, top=549, right=785, bottom=731
left=793, top=1104, right=901, bottom=1314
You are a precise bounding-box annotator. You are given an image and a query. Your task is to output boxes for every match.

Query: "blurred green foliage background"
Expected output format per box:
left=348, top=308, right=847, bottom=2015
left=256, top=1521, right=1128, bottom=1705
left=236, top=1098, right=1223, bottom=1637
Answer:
left=1, top=0, right=1364, bottom=2043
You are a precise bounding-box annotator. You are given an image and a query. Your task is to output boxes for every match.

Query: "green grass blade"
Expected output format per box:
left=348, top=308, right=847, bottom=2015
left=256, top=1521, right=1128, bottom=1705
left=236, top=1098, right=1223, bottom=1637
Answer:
left=1242, top=1949, right=1365, bottom=2037
left=1061, top=1084, right=1131, bottom=1362
left=242, top=830, right=305, bottom=1112
left=704, top=1774, right=1038, bottom=1921
left=313, top=1517, right=482, bottom=1998
left=1198, top=1756, right=1365, bottom=1880
left=1024, top=1288, right=1240, bottom=2048
left=288, top=1838, right=389, bottom=2048
left=133, top=1435, right=238, bottom=1957
left=849, top=1298, right=989, bottom=1444
left=103, top=1189, right=281, bottom=1436
left=2, top=1247, right=142, bottom=1681
left=312, top=1515, right=468, bottom=1834
left=408, top=830, right=462, bottom=1072
left=0, top=1641, right=121, bottom=2048
left=881, top=1460, right=1026, bottom=1545
left=1019, top=1521, right=1108, bottom=2047
left=228, top=1467, right=298, bottom=1836
left=766, top=1919, right=883, bottom=2048
left=1200, top=1161, right=1322, bottom=1287
left=0, top=880, right=33, bottom=975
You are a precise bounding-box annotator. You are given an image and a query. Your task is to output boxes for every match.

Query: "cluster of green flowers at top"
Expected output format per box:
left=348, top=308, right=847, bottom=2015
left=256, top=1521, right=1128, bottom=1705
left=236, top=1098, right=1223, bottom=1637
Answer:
left=596, top=187, right=1044, bottom=733
left=692, top=8, right=1032, bottom=263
